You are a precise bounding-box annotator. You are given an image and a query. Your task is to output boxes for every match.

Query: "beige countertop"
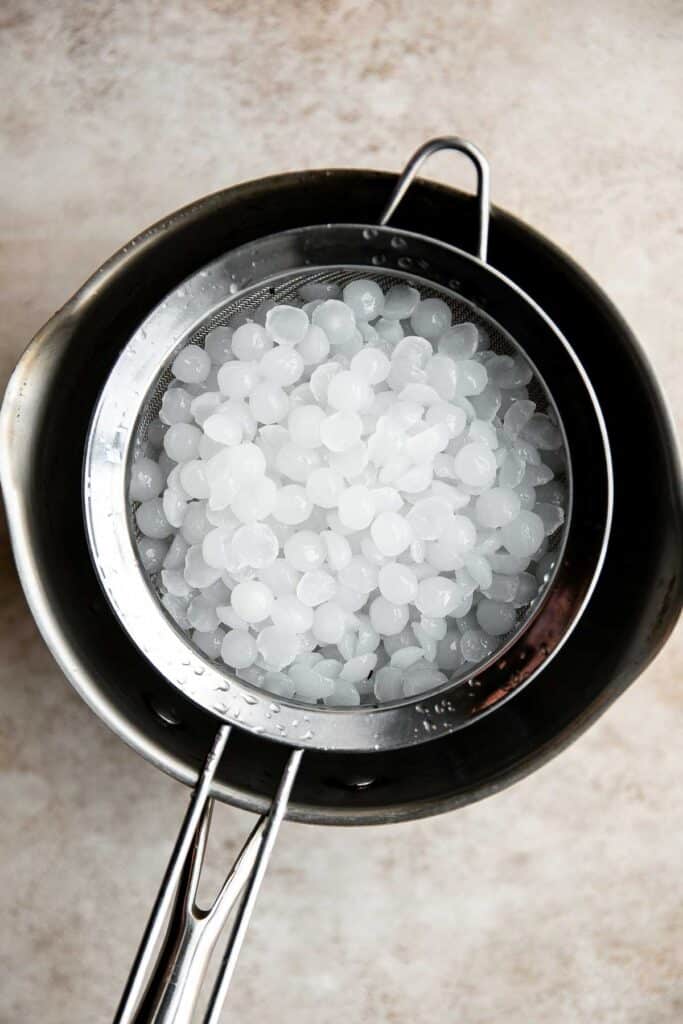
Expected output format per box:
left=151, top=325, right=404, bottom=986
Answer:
left=1, top=2, right=681, bottom=1021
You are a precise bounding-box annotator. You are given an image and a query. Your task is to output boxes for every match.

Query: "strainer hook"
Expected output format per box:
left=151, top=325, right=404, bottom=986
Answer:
left=379, top=136, right=490, bottom=262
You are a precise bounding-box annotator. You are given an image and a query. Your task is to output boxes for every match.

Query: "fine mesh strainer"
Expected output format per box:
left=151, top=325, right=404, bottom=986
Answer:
left=127, top=265, right=564, bottom=697
left=83, top=138, right=612, bottom=1023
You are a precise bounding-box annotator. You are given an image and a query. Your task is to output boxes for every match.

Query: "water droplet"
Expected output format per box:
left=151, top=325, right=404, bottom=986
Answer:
left=214, top=701, right=228, bottom=713
left=362, top=228, right=379, bottom=240
left=193, top=667, right=204, bottom=676
left=300, top=729, right=313, bottom=740
left=242, top=693, right=258, bottom=706
left=371, top=254, right=387, bottom=266
left=228, top=282, right=240, bottom=295
left=397, top=256, right=413, bottom=270
left=253, top=724, right=264, bottom=734
left=391, top=235, right=408, bottom=249
left=269, top=702, right=281, bottom=714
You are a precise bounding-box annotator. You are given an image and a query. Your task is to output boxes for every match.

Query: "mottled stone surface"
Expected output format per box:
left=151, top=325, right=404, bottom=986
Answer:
left=1, top=2, right=681, bottom=1021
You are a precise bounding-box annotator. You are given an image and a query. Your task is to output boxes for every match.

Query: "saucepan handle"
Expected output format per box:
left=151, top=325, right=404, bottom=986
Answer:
left=113, top=724, right=302, bottom=1024
left=379, top=136, right=491, bottom=262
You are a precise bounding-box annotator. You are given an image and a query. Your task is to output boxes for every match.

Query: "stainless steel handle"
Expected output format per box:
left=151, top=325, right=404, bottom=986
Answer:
left=114, top=725, right=302, bottom=1024
left=379, top=136, right=491, bottom=262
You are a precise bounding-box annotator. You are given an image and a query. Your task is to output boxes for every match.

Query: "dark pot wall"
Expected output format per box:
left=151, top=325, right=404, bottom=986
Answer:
left=4, top=171, right=681, bottom=824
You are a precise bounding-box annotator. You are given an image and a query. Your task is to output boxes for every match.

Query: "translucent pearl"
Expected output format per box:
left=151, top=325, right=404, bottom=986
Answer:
left=137, top=537, right=168, bottom=572
left=320, top=411, right=362, bottom=452
left=187, top=595, right=220, bottom=632
left=460, top=628, right=497, bottom=663
left=298, top=325, right=330, bottom=366
left=259, top=558, right=300, bottom=595
left=136, top=498, right=174, bottom=539
left=327, top=370, right=372, bottom=413
left=370, top=512, right=412, bottom=556
left=453, top=443, right=497, bottom=488
left=321, top=530, right=352, bottom=571
left=260, top=346, right=304, bottom=387
left=335, top=585, right=366, bottom=613
left=312, top=300, right=356, bottom=345
left=374, top=666, right=404, bottom=702
left=232, top=322, right=272, bottom=361
left=203, top=410, right=243, bottom=446
left=305, top=467, right=345, bottom=508
left=339, top=653, right=377, bottom=684
left=270, top=595, right=314, bottom=633
left=425, top=355, right=458, bottom=400
left=476, top=598, right=517, bottom=636
left=202, top=527, right=235, bottom=569
left=338, top=485, right=376, bottom=530
left=289, top=664, right=334, bottom=701
left=338, top=556, right=378, bottom=594
left=160, top=388, right=193, bottom=425
left=179, top=460, right=210, bottom=500
left=184, top=545, right=222, bottom=588
left=172, top=345, right=211, bottom=384
left=475, top=487, right=521, bottom=528
left=266, top=305, right=309, bottom=345
left=217, top=361, right=260, bottom=399
left=248, top=381, right=289, bottom=424
left=455, top=360, right=488, bottom=397
left=410, top=298, right=452, bottom=339
left=406, top=497, right=452, bottom=541
left=262, top=671, right=296, bottom=698
left=342, top=279, right=385, bottom=321
left=436, top=630, right=463, bottom=670
left=378, top=562, right=418, bottom=604
left=327, top=449, right=365, bottom=486
left=288, top=405, right=326, bottom=449
left=310, top=362, right=341, bottom=404
left=204, top=326, right=234, bottom=365
left=130, top=457, right=164, bottom=502
left=325, top=680, right=361, bottom=706
left=382, top=284, right=420, bottom=320
left=192, top=627, right=225, bottom=661
left=283, top=530, right=326, bottom=572
left=231, top=580, right=273, bottom=623
left=231, top=476, right=277, bottom=523
left=416, top=576, right=463, bottom=617
left=164, top=534, right=189, bottom=570
left=272, top=484, right=311, bottom=525
left=233, top=523, right=279, bottom=568
left=500, top=510, right=545, bottom=557
left=350, top=346, right=390, bottom=386
left=312, top=602, right=347, bottom=644
left=438, top=323, right=479, bottom=360
left=369, top=596, right=409, bottom=636
left=221, top=629, right=257, bottom=669
left=180, top=502, right=211, bottom=545
left=275, top=443, right=321, bottom=483
left=405, top=424, right=450, bottom=462
left=390, top=646, right=424, bottom=669
left=372, top=321, right=402, bottom=349
left=296, top=570, right=337, bottom=607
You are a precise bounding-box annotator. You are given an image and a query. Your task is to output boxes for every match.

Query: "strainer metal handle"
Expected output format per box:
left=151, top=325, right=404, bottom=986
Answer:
left=379, top=136, right=491, bottom=262
left=114, top=726, right=302, bottom=1024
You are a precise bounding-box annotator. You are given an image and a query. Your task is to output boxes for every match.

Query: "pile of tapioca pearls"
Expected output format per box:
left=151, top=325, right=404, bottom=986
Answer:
left=131, top=278, right=567, bottom=707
